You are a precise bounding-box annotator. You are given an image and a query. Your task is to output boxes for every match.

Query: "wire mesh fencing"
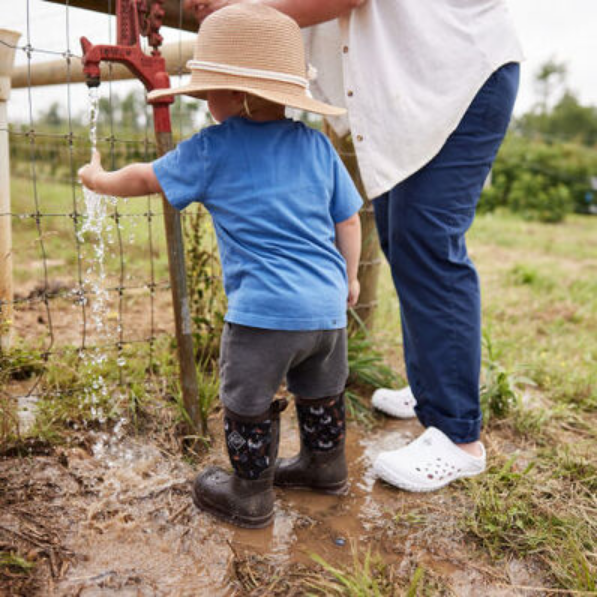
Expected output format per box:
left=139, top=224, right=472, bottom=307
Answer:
left=0, top=0, right=223, bottom=435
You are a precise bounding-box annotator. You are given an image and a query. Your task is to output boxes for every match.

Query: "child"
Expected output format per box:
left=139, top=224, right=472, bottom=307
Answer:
left=78, top=4, right=362, bottom=529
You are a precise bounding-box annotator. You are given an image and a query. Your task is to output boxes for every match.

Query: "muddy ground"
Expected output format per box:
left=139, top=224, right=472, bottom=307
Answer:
left=0, top=409, right=551, bottom=597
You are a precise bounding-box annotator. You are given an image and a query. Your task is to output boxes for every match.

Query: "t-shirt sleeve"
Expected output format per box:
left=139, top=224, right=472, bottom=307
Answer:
left=329, top=149, right=363, bottom=224
left=152, top=133, right=207, bottom=211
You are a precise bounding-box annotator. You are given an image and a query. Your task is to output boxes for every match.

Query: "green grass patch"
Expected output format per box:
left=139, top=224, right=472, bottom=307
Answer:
left=463, top=451, right=596, bottom=591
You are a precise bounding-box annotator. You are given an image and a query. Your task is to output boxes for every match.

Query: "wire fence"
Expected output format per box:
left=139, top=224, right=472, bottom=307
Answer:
left=1, top=0, right=222, bottom=419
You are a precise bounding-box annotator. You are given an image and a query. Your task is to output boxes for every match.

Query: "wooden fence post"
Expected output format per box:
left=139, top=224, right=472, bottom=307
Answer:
left=324, top=123, right=381, bottom=331
left=0, top=29, right=21, bottom=353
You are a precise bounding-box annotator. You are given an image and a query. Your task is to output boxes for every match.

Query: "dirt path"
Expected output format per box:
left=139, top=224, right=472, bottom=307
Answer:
left=0, top=411, right=547, bottom=596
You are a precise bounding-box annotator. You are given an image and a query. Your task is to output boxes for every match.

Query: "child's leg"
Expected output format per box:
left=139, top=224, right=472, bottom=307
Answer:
left=275, top=328, right=349, bottom=494
left=192, top=323, right=322, bottom=527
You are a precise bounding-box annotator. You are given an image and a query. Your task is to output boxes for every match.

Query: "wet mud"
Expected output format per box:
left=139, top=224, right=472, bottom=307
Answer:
left=0, top=411, right=547, bottom=596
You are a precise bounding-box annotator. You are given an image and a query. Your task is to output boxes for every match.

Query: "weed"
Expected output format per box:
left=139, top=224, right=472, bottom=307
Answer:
left=346, top=332, right=403, bottom=424
left=0, top=551, right=35, bottom=574
left=183, top=204, right=225, bottom=361
left=196, top=356, right=220, bottom=436
left=511, top=404, right=552, bottom=438
left=405, top=567, right=425, bottom=597
left=0, top=347, right=45, bottom=383
left=309, top=546, right=394, bottom=596
left=307, top=550, right=446, bottom=597
left=480, top=330, right=533, bottom=424
left=463, top=451, right=596, bottom=591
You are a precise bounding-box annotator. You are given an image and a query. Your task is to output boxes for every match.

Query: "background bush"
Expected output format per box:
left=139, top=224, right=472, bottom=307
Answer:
left=479, top=135, right=597, bottom=223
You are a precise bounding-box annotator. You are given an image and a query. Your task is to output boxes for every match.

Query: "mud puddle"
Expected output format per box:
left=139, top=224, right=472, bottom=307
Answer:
left=52, top=415, right=422, bottom=596
left=0, top=413, right=543, bottom=595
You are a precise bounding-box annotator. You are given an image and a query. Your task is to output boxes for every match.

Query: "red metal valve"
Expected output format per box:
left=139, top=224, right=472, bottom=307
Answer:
left=80, top=0, right=174, bottom=133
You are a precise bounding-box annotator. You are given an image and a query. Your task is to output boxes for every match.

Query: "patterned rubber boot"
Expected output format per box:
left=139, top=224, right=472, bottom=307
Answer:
left=274, top=393, right=347, bottom=495
left=192, top=399, right=287, bottom=529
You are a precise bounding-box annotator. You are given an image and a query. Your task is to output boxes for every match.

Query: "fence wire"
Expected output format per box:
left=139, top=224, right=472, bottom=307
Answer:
left=0, top=0, right=221, bottom=414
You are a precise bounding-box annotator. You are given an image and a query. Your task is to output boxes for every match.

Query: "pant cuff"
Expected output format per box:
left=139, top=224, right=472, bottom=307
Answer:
left=415, top=406, right=482, bottom=444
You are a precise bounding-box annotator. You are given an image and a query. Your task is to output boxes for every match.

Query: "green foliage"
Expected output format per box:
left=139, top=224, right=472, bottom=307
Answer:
left=195, top=357, right=220, bottom=438
left=508, top=263, right=555, bottom=291
left=183, top=205, right=225, bottom=362
left=345, top=333, right=402, bottom=424
left=0, top=551, right=35, bottom=574
left=463, top=451, right=596, bottom=591
left=0, top=347, right=45, bottom=384
left=308, top=547, right=393, bottom=596
left=480, top=331, right=533, bottom=424
left=518, top=91, right=597, bottom=147
left=479, top=135, right=597, bottom=221
left=508, top=172, right=573, bottom=223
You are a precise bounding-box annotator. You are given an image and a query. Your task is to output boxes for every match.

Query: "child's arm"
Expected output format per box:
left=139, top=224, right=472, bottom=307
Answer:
left=335, top=212, right=361, bottom=308
left=78, top=150, right=162, bottom=197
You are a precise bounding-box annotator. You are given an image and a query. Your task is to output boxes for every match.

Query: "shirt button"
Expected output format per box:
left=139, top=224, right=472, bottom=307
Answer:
left=356, top=135, right=364, bottom=142
left=347, top=90, right=354, bottom=97
left=342, top=45, right=349, bottom=54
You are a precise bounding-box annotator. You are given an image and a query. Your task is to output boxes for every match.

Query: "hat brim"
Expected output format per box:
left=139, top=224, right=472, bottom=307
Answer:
left=148, top=82, right=345, bottom=117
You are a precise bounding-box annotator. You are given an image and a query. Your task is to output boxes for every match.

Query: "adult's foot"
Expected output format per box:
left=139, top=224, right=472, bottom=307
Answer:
left=457, top=440, right=484, bottom=458
left=373, top=427, right=485, bottom=492
left=371, top=386, right=417, bottom=419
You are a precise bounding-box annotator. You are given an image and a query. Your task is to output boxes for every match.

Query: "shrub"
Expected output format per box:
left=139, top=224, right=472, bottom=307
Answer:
left=479, top=135, right=597, bottom=221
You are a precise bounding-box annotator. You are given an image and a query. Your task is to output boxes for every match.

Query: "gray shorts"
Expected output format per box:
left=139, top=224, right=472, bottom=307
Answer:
left=219, top=323, right=348, bottom=417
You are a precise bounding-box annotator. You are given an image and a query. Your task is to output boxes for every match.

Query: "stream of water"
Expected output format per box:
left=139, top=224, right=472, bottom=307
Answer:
left=78, top=87, right=119, bottom=421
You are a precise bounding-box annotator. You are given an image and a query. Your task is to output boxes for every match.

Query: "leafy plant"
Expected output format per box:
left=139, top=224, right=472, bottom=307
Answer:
left=480, top=330, right=534, bottom=424
left=478, top=135, right=597, bottom=220
left=196, top=357, right=220, bottom=437
left=183, top=204, right=225, bottom=362
left=308, top=546, right=393, bottom=596
left=346, top=332, right=402, bottom=424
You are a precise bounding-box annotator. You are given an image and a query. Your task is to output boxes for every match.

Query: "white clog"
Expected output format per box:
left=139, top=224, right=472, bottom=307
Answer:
left=372, top=386, right=417, bottom=419
left=374, top=427, right=486, bottom=492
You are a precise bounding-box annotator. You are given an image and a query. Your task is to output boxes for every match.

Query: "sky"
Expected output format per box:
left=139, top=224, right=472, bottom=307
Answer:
left=3, top=0, right=597, bottom=123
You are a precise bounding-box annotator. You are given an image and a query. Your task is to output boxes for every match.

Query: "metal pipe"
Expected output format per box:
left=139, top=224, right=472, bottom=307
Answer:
left=0, top=29, right=21, bottom=352
left=11, top=39, right=194, bottom=89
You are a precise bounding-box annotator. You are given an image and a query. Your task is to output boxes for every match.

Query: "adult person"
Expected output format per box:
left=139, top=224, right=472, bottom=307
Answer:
left=184, top=0, right=523, bottom=492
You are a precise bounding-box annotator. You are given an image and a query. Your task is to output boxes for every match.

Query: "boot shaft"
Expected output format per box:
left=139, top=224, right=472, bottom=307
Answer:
left=224, top=398, right=287, bottom=481
left=274, top=393, right=348, bottom=493
left=295, top=393, right=346, bottom=452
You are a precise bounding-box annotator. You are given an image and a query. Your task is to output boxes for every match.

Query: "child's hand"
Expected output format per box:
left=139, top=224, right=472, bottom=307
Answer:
left=348, top=278, right=360, bottom=308
left=78, top=150, right=104, bottom=191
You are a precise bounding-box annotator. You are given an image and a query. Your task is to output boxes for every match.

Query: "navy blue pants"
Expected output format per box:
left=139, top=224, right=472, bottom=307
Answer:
left=373, top=63, right=520, bottom=443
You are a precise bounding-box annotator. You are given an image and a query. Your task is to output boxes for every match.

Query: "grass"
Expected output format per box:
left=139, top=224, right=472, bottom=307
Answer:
left=10, top=175, right=172, bottom=288
left=307, top=547, right=445, bottom=597
left=346, top=332, right=404, bottom=424
left=0, top=551, right=35, bottom=574
left=309, top=548, right=394, bottom=596
left=462, top=448, right=596, bottom=591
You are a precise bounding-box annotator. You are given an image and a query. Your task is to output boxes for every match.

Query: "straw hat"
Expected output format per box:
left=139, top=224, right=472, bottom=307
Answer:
left=147, top=4, right=345, bottom=116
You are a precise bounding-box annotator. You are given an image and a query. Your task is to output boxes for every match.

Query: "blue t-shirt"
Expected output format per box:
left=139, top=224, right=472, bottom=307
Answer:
left=153, top=117, right=362, bottom=331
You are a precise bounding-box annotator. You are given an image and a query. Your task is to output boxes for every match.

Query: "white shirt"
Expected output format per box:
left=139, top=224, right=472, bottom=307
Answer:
left=303, top=0, right=524, bottom=199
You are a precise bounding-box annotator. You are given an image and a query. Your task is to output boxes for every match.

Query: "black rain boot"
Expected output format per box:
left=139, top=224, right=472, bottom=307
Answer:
left=192, top=399, right=287, bottom=529
left=274, top=393, right=347, bottom=494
